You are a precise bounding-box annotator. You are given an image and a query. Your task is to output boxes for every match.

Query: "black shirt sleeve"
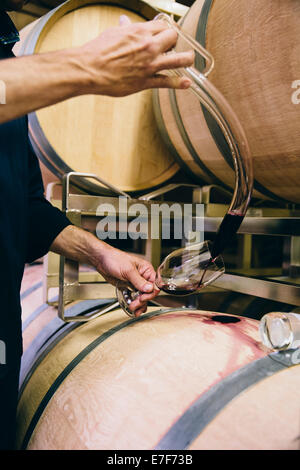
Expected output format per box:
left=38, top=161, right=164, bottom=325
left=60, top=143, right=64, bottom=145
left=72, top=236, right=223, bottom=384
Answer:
left=26, top=140, right=71, bottom=263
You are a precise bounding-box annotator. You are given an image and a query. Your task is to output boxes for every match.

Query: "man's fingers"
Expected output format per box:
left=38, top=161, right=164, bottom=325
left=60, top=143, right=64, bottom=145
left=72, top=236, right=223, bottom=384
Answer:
left=126, top=294, right=146, bottom=313
left=128, top=287, right=159, bottom=312
left=142, top=19, right=170, bottom=35
left=153, top=28, right=178, bottom=53
left=119, top=19, right=168, bottom=35
left=126, top=267, right=154, bottom=294
left=134, top=305, right=147, bottom=318
left=145, top=73, right=192, bottom=90
left=137, top=290, right=159, bottom=303
left=119, top=15, right=132, bottom=26
left=154, top=50, right=195, bottom=73
left=138, top=263, right=156, bottom=283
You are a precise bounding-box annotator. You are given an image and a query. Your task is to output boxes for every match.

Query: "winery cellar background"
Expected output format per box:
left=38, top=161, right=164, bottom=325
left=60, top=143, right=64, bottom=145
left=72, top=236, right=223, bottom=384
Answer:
left=12, top=0, right=300, bottom=317
left=9, top=0, right=300, bottom=450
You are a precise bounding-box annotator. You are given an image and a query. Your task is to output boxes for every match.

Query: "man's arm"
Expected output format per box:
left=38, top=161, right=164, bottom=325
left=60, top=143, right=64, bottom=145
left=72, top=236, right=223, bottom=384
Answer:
left=0, top=18, right=193, bottom=124
left=50, top=225, right=160, bottom=317
left=26, top=141, right=158, bottom=316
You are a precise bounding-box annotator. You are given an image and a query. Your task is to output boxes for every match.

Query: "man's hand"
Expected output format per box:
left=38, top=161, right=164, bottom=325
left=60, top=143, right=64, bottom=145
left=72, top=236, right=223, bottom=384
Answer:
left=76, top=16, right=194, bottom=97
left=93, top=245, right=160, bottom=317
left=50, top=225, right=160, bottom=316
left=0, top=13, right=194, bottom=124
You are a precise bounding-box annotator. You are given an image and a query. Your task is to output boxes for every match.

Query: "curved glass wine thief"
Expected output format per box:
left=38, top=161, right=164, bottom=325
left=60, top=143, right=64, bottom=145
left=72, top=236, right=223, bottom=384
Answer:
left=116, top=13, right=253, bottom=317
left=260, top=312, right=300, bottom=351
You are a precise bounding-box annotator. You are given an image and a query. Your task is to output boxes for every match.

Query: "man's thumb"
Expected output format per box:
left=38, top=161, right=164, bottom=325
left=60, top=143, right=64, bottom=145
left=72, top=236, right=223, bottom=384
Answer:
left=119, top=15, right=132, bottom=26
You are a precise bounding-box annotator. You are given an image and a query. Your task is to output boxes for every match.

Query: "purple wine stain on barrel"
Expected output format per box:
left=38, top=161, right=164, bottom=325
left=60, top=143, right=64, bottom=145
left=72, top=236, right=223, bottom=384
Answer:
left=210, top=213, right=244, bottom=259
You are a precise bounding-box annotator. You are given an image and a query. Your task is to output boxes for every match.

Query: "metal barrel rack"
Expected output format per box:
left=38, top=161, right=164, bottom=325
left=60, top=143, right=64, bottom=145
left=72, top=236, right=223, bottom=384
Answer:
left=43, top=172, right=300, bottom=322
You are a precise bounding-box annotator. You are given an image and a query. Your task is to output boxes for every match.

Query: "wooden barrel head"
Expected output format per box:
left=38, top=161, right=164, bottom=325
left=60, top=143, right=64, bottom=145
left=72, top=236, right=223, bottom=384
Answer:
left=19, top=264, right=300, bottom=450
left=20, top=263, right=117, bottom=356
left=189, top=365, right=300, bottom=450
left=18, top=0, right=178, bottom=194
left=155, top=0, right=300, bottom=202
left=17, top=306, right=281, bottom=450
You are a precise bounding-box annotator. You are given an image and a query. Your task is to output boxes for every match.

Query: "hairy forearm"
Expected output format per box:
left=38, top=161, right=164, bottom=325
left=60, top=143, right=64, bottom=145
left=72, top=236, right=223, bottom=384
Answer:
left=49, top=225, right=158, bottom=316
left=0, top=19, right=193, bottom=124
left=49, top=225, right=110, bottom=268
left=0, top=49, right=89, bottom=123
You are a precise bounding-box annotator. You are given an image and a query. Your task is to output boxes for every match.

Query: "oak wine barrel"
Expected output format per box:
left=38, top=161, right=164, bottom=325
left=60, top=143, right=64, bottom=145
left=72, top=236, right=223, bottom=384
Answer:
left=8, top=2, right=49, bottom=30
left=154, top=0, right=300, bottom=203
left=16, top=287, right=300, bottom=449
left=37, top=0, right=190, bottom=17
left=20, top=262, right=117, bottom=355
left=16, top=0, right=179, bottom=195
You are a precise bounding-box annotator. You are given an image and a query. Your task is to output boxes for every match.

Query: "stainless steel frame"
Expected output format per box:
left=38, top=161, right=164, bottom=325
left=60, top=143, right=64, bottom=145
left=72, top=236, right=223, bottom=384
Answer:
left=196, top=214, right=300, bottom=306
left=56, top=173, right=199, bottom=321
left=58, top=173, right=131, bottom=322
left=45, top=172, right=300, bottom=321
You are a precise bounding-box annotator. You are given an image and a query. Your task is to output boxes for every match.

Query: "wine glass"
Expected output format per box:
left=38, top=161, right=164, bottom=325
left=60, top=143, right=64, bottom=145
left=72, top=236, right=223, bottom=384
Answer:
left=116, top=240, right=225, bottom=317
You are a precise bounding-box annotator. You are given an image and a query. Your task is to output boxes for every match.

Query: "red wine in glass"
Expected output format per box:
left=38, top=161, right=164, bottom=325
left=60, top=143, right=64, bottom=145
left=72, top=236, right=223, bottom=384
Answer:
left=117, top=241, right=225, bottom=316
left=159, top=286, right=198, bottom=296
